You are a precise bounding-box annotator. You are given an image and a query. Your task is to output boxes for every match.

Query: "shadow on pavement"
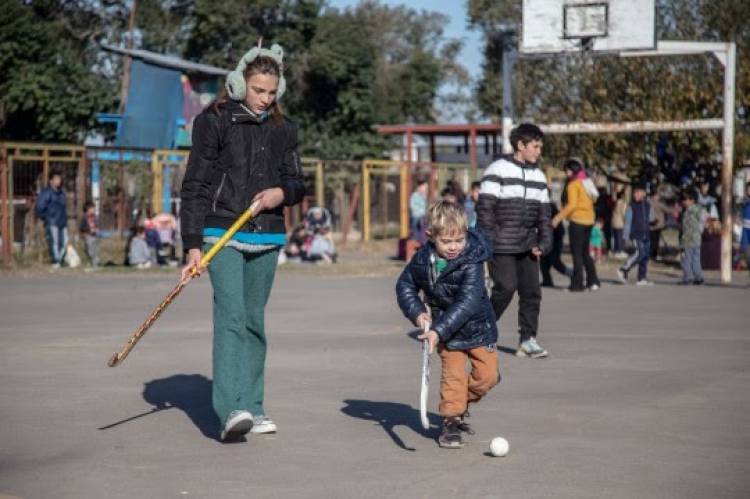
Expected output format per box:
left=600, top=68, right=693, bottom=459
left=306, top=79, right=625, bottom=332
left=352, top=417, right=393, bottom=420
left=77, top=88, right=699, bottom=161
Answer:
left=340, top=399, right=440, bottom=451
left=98, top=374, right=220, bottom=441
left=497, top=345, right=517, bottom=356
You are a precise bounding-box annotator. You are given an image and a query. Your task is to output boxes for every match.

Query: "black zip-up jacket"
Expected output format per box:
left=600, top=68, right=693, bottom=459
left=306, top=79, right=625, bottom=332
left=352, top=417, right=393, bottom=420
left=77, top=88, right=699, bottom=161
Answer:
left=180, top=101, right=306, bottom=250
left=475, top=156, right=552, bottom=255
left=396, top=230, right=498, bottom=350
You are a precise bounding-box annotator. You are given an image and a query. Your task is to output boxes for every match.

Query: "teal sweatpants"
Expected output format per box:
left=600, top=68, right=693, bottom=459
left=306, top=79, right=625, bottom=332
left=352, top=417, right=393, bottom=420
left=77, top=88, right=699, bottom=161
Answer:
left=207, top=245, right=279, bottom=424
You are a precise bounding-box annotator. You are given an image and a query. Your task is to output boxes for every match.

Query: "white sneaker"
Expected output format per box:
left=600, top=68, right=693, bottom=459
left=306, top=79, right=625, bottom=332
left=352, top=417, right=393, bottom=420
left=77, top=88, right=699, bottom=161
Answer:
left=616, top=269, right=627, bottom=284
left=588, top=284, right=600, bottom=291
left=516, top=338, right=548, bottom=359
left=250, top=415, right=277, bottom=434
left=220, top=410, right=253, bottom=442
left=636, top=279, right=654, bottom=286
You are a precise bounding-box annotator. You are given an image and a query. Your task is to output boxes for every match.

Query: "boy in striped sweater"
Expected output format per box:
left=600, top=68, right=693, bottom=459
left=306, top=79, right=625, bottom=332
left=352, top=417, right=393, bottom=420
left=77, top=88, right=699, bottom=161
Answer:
left=476, top=124, right=552, bottom=359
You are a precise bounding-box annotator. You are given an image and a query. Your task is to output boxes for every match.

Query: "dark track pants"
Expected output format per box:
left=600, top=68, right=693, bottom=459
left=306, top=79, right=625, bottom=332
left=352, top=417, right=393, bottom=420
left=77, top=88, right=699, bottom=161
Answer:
left=568, top=222, right=600, bottom=291
left=489, top=252, right=541, bottom=343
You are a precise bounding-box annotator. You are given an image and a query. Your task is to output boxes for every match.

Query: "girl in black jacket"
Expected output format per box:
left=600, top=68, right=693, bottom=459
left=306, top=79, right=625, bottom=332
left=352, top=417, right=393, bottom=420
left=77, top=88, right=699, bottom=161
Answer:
left=179, top=43, right=305, bottom=442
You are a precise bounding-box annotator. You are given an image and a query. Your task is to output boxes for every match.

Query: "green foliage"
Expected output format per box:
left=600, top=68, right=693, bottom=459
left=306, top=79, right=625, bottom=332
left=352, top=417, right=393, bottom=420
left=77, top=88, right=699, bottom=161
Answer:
left=1, top=0, right=461, bottom=160
left=0, top=0, right=118, bottom=142
left=183, top=0, right=459, bottom=158
left=468, top=0, right=749, bottom=173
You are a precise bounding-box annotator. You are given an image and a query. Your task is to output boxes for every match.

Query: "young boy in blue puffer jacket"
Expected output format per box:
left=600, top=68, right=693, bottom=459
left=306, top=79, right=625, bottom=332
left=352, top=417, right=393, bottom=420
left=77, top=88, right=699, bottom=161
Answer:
left=396, top=200, right=499, bottom=449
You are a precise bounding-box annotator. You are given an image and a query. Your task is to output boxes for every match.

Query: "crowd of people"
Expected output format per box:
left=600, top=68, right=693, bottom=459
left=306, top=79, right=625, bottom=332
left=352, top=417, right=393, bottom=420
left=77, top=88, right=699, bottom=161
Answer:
left=406, top=135, right=750, bottom=292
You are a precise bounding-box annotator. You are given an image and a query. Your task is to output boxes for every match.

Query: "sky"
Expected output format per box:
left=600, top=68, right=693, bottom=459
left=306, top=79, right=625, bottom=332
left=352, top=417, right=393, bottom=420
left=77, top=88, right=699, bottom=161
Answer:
left=328, top=0, right=484, bottom=80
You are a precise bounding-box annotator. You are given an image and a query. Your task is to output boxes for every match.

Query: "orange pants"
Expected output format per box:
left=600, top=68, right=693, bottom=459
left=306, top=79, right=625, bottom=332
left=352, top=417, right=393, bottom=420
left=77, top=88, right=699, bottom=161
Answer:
left=438, top=344, right=499, bottom=417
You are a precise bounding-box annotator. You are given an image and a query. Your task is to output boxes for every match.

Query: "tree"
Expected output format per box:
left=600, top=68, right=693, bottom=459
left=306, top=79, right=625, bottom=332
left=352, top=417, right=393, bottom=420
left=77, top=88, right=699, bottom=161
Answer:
left=468, top=0, right=749, bottom=174
left=1, top=0, right=464, bottom=158
left=0, top=0, right=119, bottom=141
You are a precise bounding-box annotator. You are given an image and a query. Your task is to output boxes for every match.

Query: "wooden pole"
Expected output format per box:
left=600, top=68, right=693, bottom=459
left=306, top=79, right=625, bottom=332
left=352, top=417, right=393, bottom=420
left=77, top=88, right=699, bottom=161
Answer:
left=0, top=150, right=10, bottom=263
left=119, top=0, right=138, bottom=114
left=342, top=181, right=360, bottom=245
left=469, top=126, right=478, bottom=168
left=362, top=162, right=370, bottom=242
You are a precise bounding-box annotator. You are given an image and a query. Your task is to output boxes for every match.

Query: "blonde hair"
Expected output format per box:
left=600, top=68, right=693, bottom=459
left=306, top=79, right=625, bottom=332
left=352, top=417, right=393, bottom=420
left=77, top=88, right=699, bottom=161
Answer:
left=427, top=200, right=468, bottom=239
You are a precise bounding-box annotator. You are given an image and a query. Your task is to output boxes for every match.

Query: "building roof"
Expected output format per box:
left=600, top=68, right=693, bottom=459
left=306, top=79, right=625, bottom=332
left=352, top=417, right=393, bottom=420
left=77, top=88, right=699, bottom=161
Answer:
left=101, top=45, right=229, bottom=77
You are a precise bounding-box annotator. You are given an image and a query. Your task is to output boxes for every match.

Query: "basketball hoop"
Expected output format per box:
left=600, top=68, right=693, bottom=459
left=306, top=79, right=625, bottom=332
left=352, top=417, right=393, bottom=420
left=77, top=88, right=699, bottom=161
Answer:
left=521, top=0, right=655, bottom=56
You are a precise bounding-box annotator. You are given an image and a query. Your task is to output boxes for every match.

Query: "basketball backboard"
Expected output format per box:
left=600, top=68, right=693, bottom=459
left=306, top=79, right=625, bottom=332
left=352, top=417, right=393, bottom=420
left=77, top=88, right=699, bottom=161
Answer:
left=521, top=0, right=656, bottom=54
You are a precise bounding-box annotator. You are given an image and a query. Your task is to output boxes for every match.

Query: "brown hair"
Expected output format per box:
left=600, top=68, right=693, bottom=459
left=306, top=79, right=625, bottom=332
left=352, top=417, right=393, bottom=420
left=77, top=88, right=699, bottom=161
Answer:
left=211, top=56, right=284, bottom=123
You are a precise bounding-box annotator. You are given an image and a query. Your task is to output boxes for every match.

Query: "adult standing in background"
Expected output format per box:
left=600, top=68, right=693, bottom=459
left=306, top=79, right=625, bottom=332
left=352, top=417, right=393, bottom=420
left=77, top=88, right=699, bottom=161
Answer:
left=648, top=190, right=670, bottom=261
left=551, top=159, right=600, bottom=292
left=35, top=171, right=68, bottom=268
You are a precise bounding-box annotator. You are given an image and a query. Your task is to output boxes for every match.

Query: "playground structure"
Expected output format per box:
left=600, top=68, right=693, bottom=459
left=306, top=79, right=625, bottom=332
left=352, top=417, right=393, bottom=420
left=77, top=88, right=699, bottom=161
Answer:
left=361, top=159, right=481, bottom=241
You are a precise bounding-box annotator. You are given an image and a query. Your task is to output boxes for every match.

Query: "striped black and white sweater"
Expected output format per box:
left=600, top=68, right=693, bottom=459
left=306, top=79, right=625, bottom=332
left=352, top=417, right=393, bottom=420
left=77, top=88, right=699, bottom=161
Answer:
left=476, top=156, right=552, bottom=255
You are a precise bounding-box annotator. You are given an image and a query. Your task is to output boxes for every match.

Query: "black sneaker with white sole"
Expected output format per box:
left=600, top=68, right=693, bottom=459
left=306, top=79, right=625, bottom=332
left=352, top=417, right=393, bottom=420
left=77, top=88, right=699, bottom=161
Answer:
left=438, top=417, right=464, bottom=449
left=220, top=410, right=253, bottom=442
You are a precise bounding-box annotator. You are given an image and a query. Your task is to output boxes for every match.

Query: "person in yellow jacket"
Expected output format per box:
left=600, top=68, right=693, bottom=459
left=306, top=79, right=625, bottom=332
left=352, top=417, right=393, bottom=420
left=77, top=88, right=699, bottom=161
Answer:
left=551, top=159, right=601, bottom=291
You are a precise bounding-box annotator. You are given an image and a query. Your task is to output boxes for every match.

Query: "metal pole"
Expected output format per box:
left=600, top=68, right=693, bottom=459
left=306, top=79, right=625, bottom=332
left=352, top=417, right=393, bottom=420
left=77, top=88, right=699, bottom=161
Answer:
left=501, top=39, right=517, bottom=155
left=720, top=42, right=736, bottom=283
left=469, top=126, right=478, bottom=167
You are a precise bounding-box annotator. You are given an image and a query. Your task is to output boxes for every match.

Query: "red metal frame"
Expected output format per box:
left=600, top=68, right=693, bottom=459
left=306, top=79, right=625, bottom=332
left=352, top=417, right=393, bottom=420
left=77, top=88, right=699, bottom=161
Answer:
left=375, top=123, right=502, bottom=168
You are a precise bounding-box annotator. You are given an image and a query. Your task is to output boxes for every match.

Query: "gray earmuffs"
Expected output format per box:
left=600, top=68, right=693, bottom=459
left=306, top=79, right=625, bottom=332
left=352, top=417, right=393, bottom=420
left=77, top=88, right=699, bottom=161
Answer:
left=225, top=43, right=286, bottom=101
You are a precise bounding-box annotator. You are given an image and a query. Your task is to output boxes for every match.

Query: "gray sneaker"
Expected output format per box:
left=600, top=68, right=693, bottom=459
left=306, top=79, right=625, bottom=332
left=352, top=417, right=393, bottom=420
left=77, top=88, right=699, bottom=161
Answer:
left=516, top=337, right=548, bottom=359
left=250, top=415, right=277, bottom=434
left=220, top=410, right=253, bottom=442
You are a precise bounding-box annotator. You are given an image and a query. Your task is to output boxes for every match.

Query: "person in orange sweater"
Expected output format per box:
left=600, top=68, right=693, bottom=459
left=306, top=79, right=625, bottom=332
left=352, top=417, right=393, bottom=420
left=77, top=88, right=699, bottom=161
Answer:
left=551, top=159, right=601, bottom=292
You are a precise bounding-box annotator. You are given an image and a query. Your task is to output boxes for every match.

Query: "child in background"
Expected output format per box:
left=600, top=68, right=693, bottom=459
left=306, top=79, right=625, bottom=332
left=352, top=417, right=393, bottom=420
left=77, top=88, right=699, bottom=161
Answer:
left=396, top=201, right=499, bottom=449
left=679, top=188, right=705, bottom=285
left=589, top=218, right=604, bottom=263
left=307, top=226, right=337, bottom=264
left=464, top=181, right=481, bottom=229
left=618, top=183, right=653, bottom=286
left=79, top=201, right=99, bottom=267
left=129, top=226, right=153, bottom=269
left=409, top=179, right=429, bottom=245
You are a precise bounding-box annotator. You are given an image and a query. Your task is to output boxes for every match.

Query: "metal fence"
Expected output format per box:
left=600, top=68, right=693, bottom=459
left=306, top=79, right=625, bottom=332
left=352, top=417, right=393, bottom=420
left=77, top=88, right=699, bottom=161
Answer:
left=1, top=140, right=485, bottom=265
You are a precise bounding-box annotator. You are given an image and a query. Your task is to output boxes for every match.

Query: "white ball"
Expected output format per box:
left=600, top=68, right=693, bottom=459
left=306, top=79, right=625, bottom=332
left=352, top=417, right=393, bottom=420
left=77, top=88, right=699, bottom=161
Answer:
left=489, top=437, right=509, bottom=457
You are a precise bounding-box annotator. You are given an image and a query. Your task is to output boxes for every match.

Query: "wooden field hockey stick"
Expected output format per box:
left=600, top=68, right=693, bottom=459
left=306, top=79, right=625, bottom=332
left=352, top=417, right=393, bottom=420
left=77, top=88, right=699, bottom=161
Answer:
left=107, top=201, right=261, bottom=367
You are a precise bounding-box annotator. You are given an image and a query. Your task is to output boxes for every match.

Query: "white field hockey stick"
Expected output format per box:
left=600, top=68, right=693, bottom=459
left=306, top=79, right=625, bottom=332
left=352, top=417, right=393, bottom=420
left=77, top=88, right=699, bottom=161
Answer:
left=419, top=321, right=431, bottom=430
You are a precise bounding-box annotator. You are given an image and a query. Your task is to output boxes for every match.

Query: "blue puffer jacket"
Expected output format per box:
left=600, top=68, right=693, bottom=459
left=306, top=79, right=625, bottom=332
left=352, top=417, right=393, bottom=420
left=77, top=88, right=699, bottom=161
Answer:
left=35, top=187, right=67, bottom=227
left=396, top=229, right=498, bottom=350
